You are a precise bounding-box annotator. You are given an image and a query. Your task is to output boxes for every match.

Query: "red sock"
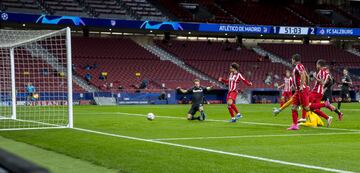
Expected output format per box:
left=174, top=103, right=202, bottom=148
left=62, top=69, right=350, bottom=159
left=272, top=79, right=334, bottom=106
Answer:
left=291, top=110, right=298, bottom=125
left=231, top=104, right=239, bottom=114
left=228, top=106, right=234, bottom=118
left=301, top=109, right=307, bottom=119
left=313, top=109, right=329, bottom=119
left=280, top=100, right=284, bottom=107
left=310, top=103, right=325, bottom=110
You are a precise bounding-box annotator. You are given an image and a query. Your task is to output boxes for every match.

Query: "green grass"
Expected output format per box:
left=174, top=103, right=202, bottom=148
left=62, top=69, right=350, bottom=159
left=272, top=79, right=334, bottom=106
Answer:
left=0, top=136, right=117, bottom=173
left=0, top=103, right=360, bottom=173
left=0, top=105, right=69, bottom=129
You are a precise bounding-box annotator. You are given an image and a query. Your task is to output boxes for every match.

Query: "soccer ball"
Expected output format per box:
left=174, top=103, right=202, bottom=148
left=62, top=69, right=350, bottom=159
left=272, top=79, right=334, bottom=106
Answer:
left=147, top=113, right=155, bottom=121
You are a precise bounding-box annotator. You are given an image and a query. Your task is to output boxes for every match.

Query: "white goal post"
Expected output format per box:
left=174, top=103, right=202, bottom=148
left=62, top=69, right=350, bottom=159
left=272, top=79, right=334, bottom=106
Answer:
left=0, top=27, right=73, bottom=130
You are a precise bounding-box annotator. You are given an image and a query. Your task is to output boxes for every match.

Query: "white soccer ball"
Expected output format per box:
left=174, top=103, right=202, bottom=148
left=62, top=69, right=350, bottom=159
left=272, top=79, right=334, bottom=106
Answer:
left=147, top=113, right=155, bottom=121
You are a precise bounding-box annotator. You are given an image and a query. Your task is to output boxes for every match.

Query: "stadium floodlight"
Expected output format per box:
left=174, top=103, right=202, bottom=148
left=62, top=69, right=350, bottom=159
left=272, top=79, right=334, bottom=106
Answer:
left=0, top=28, right=73, bottom=130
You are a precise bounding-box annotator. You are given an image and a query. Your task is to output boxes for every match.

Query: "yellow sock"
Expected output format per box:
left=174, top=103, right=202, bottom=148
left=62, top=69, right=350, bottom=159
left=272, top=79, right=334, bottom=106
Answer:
left=280, top=97, right=293, bottom=111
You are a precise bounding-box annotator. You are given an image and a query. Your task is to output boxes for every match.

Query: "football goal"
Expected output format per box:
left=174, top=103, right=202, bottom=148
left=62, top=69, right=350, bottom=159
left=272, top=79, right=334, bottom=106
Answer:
left=0, top=27, right=73, bottom=130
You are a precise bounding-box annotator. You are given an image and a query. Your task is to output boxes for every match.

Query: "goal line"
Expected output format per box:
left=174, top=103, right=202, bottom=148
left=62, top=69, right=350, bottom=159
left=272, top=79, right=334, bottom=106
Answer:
left=0, top=117, right=67, bottom=131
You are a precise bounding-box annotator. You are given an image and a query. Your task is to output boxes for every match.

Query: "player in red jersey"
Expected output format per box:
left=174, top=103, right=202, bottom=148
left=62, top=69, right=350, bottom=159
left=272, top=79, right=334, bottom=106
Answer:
left=288, top=54, right=310, bottom=130
left=218, top=62, right=252, bottom=122
left=307, top=60, right=343, bottom=126
left=278, top=70, right=293, bottom=107
left=307, top=59, right=334, bottom=127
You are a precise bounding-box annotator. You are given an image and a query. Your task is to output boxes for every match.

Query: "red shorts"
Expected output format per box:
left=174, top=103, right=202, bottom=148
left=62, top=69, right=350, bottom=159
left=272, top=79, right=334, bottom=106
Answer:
left=227, top=91, right=238, bottom=101
left=309, top=91, right=323, bottom=104
left=292, top=87, right=309, bottom=107
left=282, top=91, right=292, bottom=100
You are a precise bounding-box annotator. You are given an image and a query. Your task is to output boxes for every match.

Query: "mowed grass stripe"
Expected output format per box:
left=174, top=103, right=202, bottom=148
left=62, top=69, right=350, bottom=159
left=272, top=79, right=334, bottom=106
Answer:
left=150, top=132, right=360, bottom=141
left=74, top=127, right=355, bottom=173
left=78, top=111, right=360, bottom=132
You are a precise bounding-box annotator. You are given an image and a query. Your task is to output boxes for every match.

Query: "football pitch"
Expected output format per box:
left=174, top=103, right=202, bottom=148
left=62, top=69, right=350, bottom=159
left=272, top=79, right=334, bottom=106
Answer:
left=0, top=103, right=359, bottom=173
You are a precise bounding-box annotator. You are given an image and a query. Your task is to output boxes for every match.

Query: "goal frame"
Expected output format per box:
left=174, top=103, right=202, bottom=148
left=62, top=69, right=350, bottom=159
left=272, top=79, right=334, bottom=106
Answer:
left=0, top=27, right=73, bottom=130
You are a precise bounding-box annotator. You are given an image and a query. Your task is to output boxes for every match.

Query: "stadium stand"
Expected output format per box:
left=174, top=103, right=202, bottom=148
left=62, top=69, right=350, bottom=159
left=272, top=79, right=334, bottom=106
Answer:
left=155, top=40, right=289, bottom=88
left=219, top=1, right=310, bottom=26
left=218, top=1, right=358, bottom=27
left=286, top=3, right=359, bottom=27
left=121, top=0, right=167, bottom=21
left=259, top=43, right=360, bottom=85
left=155, top=0, right=193, bottom=21
left=11, top=49, right=85, bottom=92
left=287, top=3, right=334, bottom=26
left=80, top=0, right=127, bottom=19
left=43, top=0, right=85, bottom=16
left=1, top=0, right=44, bottom=14
left=71, top=37, right=211, bottom=91
left=186, top=61, right=289, bottom=89
left=190, top=0, right=236, bottom=23
left=39, top=0, right=130, bottom=19
left=155, top=0, right=236, bottom=23
left=259, top=43, right=360, bottom=64
left=1, top=0, right=165, bottom=21
left=320, top=4, right=360, bottom=27
left=354, top=45, right=360, bottom=51
left=155, top=40, right=260, bottom=62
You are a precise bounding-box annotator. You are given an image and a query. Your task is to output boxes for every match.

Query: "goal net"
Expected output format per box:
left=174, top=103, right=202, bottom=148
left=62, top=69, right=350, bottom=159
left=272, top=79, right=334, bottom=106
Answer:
left=0, top=28, right=73, bottom=130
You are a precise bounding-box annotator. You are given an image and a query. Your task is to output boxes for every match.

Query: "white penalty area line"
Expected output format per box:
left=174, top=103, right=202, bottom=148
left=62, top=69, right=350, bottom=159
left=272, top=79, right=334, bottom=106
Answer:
left=341, top=109, right=360, bottom=111
left=73, top=127, right=354, bottom=173
left=150, top=132, right=360, bottom=141
left=108, top=112, right=360, bottom=132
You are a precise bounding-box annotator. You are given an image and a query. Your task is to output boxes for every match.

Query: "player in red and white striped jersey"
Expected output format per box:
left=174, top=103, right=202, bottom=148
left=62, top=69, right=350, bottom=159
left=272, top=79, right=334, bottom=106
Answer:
left=278, top=70, right=293, bottom=107
left=308, top=60, right=343, bottom=126
left=289, top=54, right=310, bottom=130
left=218, top=62, right=252, bottom=122
left=313, top=68, right=328, bottom=94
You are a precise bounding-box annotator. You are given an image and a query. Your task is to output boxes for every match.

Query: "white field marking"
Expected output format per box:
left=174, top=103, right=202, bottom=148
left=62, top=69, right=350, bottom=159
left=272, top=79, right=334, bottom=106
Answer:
left=106, top=112, right=360, bottom=132
left=73, top=127, right=354, bottom=173
left=0, top=126, right=66, bottom=131
left=150, top=132, right=360, bottom=141
left=341, top=109, right=360, bottom=111
left=0, top=115, right=10, bottom=119
left=0, top=118, right=67, bottom=131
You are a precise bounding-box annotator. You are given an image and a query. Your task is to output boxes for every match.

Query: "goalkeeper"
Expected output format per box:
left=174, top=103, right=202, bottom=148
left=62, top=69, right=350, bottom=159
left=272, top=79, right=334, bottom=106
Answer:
left=177, top=79, right=213, bottom=121
left=25, top=82, right=37, bottom=105
left=301, top=111, right=325, bottom=127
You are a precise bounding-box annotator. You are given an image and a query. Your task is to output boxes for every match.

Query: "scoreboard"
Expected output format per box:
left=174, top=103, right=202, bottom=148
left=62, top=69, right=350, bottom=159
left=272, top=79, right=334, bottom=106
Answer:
left=275, top=26, right=315, bottom=35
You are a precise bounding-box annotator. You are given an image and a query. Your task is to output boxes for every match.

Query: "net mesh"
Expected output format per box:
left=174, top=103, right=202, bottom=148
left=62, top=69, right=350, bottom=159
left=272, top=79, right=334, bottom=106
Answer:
left=0, top=29, right=72, bottom=130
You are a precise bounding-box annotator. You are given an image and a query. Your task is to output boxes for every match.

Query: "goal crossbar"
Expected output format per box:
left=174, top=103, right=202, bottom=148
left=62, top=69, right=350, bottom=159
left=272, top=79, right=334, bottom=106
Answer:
left=0, top=28, right=67, bottom=48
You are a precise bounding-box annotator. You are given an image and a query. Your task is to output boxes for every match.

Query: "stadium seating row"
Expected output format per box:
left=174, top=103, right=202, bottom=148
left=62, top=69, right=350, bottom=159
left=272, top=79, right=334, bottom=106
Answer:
left=155, top=40, right=288, bottom=89
left=12, top=52, right=85, bottom=92
left=72, top=37, right=211, bottom=91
